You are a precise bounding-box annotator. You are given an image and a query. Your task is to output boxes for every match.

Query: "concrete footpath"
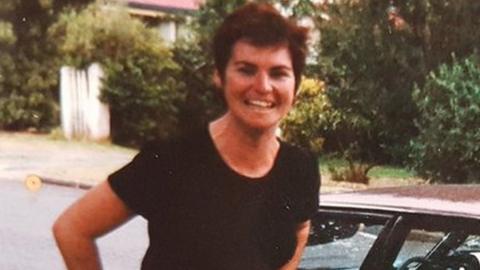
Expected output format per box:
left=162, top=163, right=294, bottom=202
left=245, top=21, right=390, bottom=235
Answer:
left=0, top=132, right=137, bottom=189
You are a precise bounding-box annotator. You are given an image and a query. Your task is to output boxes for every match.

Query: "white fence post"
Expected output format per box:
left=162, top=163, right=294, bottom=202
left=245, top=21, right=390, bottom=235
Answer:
left=76, top=68, right=88, bottom=139
left=60, top=63, right=110, bottom=141
left=60, top=66, right=73, bottom=139
left=87, top=63, right=110, bottom=141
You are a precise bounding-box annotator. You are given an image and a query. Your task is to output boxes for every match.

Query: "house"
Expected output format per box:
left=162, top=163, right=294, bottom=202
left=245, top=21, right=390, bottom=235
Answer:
left=122, top=0, right=204, bottom=43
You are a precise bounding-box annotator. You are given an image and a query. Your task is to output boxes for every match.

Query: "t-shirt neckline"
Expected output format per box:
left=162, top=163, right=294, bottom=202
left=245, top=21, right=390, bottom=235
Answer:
left=204, top=126, right=284, bottom=183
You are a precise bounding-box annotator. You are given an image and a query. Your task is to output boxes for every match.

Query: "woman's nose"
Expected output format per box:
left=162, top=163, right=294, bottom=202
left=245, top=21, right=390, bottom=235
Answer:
left=254, top=72, right=273, bottom=93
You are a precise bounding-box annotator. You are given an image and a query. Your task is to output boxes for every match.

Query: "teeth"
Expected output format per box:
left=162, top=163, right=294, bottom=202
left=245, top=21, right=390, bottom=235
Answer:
left=247, top=100, right=274, bottom=108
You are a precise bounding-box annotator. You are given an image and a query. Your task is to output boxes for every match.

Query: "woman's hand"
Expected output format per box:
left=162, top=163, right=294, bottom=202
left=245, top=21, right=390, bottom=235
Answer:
left=52, top=181, right=133, bottom=270
left=278, top=220, right=311, bottom=270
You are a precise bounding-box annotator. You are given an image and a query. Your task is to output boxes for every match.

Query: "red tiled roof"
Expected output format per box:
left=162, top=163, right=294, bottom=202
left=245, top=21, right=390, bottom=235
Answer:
left=128, top=0, right=203, bottom=11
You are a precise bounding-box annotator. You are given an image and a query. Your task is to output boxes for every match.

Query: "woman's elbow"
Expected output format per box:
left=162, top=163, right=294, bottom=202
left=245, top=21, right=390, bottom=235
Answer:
left=52, top=214, right=76, bottom=245
left=52, top=212, right=91, bottom=246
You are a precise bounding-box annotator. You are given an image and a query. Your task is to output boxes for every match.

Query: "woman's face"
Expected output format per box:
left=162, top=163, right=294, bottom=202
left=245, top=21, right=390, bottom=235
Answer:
left=218, top=40, right=296, bottom=131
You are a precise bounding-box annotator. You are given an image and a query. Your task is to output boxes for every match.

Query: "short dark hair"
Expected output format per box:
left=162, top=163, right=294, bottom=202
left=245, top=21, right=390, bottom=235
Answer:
left=213, top=3, right=309, bottom=91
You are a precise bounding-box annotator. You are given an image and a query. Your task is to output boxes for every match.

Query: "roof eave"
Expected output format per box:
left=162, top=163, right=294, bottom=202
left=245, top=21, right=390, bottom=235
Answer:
left=128, top=2, right=197, bottom=15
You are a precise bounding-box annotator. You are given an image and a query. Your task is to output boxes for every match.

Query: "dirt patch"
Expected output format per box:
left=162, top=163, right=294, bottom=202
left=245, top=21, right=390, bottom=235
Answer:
left=321, top=173, right=426, bottom=193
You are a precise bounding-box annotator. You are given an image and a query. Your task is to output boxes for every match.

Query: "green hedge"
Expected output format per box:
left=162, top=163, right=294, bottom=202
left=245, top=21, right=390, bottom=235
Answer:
left=410, top=55, right=480, bottom=183
left=50, top=3, right=184, bottom=145
left=0, top=2, right=61, bottom=131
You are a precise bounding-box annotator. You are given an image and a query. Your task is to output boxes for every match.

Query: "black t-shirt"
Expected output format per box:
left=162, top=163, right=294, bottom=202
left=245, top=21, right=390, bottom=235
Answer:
left=108, top=128, right=320, bottom=270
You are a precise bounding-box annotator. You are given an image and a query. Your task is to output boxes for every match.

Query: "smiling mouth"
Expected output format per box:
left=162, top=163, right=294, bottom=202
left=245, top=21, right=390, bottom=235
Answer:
left=245, top=100, right=275, bottom=109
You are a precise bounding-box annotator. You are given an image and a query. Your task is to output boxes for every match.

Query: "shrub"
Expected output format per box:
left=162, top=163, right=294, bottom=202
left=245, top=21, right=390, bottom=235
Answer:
left=0, top=1, right=62, bottom=131
left=282, top=78, right=373, bottom=158
left=171, top=38, right=224, bottom=135
left=281, top=78, right=333, bottom=154
left=409, top=55, right=480, bottom=183
left=328, top=162, right=373, bottom=184
left=102, top=48, right=183, bottom=146
left=282, top=78, right=377, bottom=183
left=50, top=4, right=184, bottom=145
left=0, top=91, right=59, bottom=130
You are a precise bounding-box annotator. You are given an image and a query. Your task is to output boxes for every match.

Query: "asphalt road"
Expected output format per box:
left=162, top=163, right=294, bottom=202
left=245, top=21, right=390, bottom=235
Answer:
left=0, top=180, right=148, bottom=270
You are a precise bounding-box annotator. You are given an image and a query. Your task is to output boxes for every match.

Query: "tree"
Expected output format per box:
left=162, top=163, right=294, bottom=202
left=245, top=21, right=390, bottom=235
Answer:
left=313, top=0, right=420, bottom=164
left=49, top=3, right=183, bottom=145
left=0, top=0, right=90, bottom=131
left=311, top=0, right=480, bottom=165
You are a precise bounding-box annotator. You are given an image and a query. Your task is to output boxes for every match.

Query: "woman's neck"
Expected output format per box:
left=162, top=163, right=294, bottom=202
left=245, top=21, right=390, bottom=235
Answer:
left=209, top=114, right=280, bottom=179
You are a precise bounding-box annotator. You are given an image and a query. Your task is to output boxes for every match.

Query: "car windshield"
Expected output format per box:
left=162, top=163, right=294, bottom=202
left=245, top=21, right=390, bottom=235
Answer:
left=299, top=211, right=389, bottom=270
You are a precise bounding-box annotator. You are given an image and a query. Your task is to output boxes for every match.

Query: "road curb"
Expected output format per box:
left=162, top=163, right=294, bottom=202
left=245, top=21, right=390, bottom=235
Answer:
left=27, top=175, right=94, bottom=190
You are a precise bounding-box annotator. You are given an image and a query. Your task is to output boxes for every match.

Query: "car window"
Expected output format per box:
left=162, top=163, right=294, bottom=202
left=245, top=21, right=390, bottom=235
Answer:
left=393, top=229, right=446, bottom=268
left=457, top=235, right=480, bottom=266
left=299, top=212, right=388, bottom=270
left=458, top=235, right=480, bottom=252
left=393, top=229, right=480, bottom=270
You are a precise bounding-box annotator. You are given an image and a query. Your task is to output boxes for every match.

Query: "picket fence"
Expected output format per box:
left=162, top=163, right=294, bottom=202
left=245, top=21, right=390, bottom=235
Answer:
left=60, top=63, right=110, bottom=141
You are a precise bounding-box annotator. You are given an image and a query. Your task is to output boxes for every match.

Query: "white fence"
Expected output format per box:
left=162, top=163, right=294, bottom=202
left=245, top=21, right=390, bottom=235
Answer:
left=60, top=63, right=110, bottom=141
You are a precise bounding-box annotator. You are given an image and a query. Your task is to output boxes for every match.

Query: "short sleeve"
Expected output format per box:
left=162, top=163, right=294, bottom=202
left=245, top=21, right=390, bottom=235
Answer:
left=291, top=150, right=321, bottom=223
left=108, top=142, right=164, bottom=219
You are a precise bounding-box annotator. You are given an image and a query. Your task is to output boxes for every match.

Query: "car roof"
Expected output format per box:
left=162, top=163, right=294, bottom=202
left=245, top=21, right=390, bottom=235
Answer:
left=320, top=184, right=480, bottom=219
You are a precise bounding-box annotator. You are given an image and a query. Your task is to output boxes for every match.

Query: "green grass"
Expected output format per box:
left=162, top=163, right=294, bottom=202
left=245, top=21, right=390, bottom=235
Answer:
left=368, top=165, right=416, bottom=179
left=318, top=157, right=417, bottom=179
left=318, top=157, right=425, bottom=190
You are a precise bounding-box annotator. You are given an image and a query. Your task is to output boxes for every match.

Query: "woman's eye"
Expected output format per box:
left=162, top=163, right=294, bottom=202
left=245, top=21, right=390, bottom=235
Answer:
left=238, top=67, right=256, bottom=76
left=270, top=70, right=289, bottom=79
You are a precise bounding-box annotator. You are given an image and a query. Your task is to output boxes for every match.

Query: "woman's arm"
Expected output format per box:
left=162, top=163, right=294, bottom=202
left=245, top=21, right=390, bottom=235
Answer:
left=52, top=181, right=133, bottom=270
left=278, top=220, right=311, bottom=270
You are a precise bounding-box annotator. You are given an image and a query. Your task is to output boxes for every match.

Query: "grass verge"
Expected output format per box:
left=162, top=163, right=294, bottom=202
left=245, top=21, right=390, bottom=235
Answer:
left=319, top=157, right=425, bottom=192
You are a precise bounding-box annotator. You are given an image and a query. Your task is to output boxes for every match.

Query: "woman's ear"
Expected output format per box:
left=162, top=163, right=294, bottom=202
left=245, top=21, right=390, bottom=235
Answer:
left=212, top=70, right=222, bottom=89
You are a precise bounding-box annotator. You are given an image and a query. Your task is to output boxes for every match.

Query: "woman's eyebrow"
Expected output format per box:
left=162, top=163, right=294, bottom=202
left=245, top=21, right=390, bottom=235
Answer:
left=234, top=61, right=292, bottom=71
left=270, top=65, right=293, bottom=72
left=233, top=61, right=256, bottom=67
left=271, top=65, right=293, bottom=71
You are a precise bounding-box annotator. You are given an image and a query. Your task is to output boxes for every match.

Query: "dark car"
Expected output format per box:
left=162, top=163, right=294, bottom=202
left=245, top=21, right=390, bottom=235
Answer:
left=300, top=185, right=480, bottom=270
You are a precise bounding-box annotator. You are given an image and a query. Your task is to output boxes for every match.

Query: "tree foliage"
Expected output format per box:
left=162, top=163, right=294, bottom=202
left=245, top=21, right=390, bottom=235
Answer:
left=410, top=55, right=480, bottom=183
left=0, top=0, right=90, bottom=131
left=309, top=0, right=480, bottom=164
left=314, top=0, right=420, bottom=163
left=49, top=3, right=184, bottom=146
left=282, top=78, right=376, bottom=183
left=282, top=78, right=335, bottom=154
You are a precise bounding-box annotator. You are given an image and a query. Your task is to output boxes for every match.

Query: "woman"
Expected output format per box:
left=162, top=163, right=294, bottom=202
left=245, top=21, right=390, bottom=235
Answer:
left=53, top=3, right=320, bottom=270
